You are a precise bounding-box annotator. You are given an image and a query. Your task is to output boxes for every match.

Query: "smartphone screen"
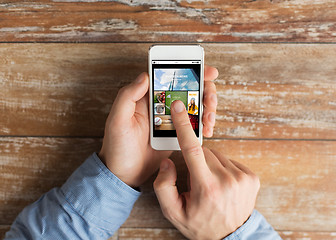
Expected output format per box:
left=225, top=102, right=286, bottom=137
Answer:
left=152, top=60, right=201, bottom=137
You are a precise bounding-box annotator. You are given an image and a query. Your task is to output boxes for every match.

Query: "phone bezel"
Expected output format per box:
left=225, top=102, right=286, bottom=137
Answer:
left=149, top=45, right=204, bottom=150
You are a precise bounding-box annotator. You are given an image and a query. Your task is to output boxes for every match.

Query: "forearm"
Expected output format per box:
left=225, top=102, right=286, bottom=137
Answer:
left=5, top=153, right=140, bottom=240
left=224, top=210, right=282, bottom=240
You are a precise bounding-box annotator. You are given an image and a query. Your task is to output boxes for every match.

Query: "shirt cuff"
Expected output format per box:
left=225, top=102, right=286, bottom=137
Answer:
left=223, top=209, right=281, bottom=240
left=60, top=153, right=141, bottom=231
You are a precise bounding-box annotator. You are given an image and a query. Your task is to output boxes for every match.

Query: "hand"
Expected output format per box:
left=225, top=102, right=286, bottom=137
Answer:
left=153, top=100, right=260, bottom=239
left=99, top=66, right=218, bottom=188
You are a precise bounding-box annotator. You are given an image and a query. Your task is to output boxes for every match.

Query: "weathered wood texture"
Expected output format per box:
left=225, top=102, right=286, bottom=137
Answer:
left=0, top=226, right=119, bottom=240
left=118, top=228, right=336, bottom=240
left=1, top=43, right=335, bottom=139
left=1, top=1, right=336, bottom=42
left=1, top=138, right=335, bottom=232
left=0, top=226, right=10, bottom=240
left=2, top=225, right=336, bottom=240
left=119, top=228, right=186, bottom=239
left=0, top=137, right=102, bottom=226
left=279, top=231, right=336, bottom=240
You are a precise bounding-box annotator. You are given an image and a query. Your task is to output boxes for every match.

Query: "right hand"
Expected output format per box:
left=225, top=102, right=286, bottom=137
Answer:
left=153, top=100, right=260, bottom=240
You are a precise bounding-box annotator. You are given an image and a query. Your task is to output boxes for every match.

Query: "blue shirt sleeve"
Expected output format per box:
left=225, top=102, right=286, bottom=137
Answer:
left=5, top=153, right=141, bottom=240
left=6, top=153, right=281, bottom=240
left=223, top=209, right=282, bottom=240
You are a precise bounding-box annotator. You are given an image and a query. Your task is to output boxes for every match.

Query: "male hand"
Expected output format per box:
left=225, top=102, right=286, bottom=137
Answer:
left=99, top=66, right=218, bottom=188
left=153, top=100, right=260, bottom=239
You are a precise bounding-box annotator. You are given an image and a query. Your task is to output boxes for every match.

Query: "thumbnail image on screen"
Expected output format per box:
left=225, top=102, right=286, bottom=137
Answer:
left=153, top=64, right=200, bottom=137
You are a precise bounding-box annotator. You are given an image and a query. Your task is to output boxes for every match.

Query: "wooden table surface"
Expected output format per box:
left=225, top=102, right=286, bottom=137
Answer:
left=1, top=1, right=336, bottom=239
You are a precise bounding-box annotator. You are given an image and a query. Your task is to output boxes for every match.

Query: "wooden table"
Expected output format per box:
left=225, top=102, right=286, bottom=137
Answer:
left=1, top=1, right=336, bottom=239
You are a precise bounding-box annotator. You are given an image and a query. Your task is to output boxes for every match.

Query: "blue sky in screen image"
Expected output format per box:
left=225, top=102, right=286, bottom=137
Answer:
left=154, top=69, right=199, bottom=91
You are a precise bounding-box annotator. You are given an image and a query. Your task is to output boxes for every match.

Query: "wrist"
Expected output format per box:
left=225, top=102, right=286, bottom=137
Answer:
left=97, top=150, right=140, bottom=189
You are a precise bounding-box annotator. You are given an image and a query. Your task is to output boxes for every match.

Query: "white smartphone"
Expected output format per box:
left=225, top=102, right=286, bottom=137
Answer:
left=149, top=45, right=204, bottom=150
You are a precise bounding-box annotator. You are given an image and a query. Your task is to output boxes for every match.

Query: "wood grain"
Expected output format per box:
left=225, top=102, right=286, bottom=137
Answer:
left=124, top=139, right=336, bottom=232
left=1, top=43, right=335, bottom=139
left=119, top=228, right=336, bottom=240
left=1, top=137, right=335, bottom=232
left=119, top=228, right=186, bottom=240
left=1, top=1, right=336, bottom=42
left=2, top=225, right=335, bottom=240
left=0, top=226, right=10, bottom=240
left=279, top=231, right=336, bottom=240
left=0, top=137, right=102, bottom=225
left=1, top=1, right=335, bottom=238
left=0, top=225, right=118, bottom=240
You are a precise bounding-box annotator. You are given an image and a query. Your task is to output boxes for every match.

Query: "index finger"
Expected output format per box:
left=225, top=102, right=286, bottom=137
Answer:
left=171, top=100, right=211, bottom=180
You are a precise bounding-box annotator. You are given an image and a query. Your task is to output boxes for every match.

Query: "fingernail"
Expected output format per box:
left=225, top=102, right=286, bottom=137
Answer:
left=161, top=160, right=169, bottom=171
left=211, top=94, right=217, bottom=105
left=209, top=112, right=216, bottom=125
left=173, top=101, right=185, bottom=113
left=135, top=72, right=146, bottom=83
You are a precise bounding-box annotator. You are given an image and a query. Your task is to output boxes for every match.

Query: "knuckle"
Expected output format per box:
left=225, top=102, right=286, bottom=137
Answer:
left=120, top=85, right=129, bottom=93
left=118, top=85, right=131, bottom=97
left=153, top=178, right=165, bottom=191
left=161, top=207, right=170, bottom=218
left=177, top=118, right=192, bottom=128
left=251, top=173, right=261, bottom=190
left=161, top=207, right=176, bottom=222
left=200, top=180, right=220, bottom=201
left=235, top=171, right=247, bottom=182
left=225, top=176, right=239, bottom=190
left=153, top=179, right=159, bottom=190
left=118, top=86, right=127, bottom=95
left=184, top=144, right=203, bottom=157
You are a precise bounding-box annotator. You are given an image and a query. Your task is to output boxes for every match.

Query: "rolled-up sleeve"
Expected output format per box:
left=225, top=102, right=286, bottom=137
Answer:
left=224, top=210, right=282, bottom=240
left=5, top=153, right=141, bottom=240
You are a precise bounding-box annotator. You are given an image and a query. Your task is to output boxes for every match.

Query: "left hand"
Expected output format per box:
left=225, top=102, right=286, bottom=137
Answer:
left=99, top=65, right=218, bottom=188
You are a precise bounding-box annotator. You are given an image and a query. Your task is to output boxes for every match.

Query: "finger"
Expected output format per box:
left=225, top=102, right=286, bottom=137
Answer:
left=202, top=108, right=216, bottom=127
left=135, top=91, right=149, bottom=118
left=154, top=159, right=186, bottom=224
left=171, top=100, right=211, bottom=179
left=210, top=149, right=242, bottom=177
left=202, top=109, right=215, bottom=137
left=203, top=81, right=217, bottom=112
left=204, top=65, right=219, bottom=82
left=202, top=147, right=225, bottom=175
left=202, top=125, right=214, bottom=138
left=203, top=81, right=217, bottom=137
left=230, top=159, right=255, bottom=175
left=111, top=72, right=149, bottom=125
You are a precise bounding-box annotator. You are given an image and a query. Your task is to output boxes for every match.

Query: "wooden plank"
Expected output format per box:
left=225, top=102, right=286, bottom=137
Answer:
left=1, top=43, right=335, bottom=139
left=0, top=43, right=146, bottom=137
left=0, top=226, right=10, bottom=240
left=208, top=44, right=336, bottom=139
left=119, top=228, right=186, bottom=240
left=0, top=225, right=118, bottom=239
left=204, top=140, right=336, bottom=232
left=1, top=1, right=336, bottom=42
left=2, top=225, right=336, bottom=240
left=1, top=137, right=335, bottom=232
left=118, top=228, right=336, bottom=240
left=108, top=232, right=118, bottom=240
left=279, top=231, right=336, bottom=240
left=124, top=139, right=336, bottom=232
left=0, top=137, right=102, bottom=225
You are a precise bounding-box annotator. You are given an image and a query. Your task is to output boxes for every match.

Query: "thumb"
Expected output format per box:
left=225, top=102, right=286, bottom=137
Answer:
left=154, top=159, right=185, bottom=223
left=110, top=72, right=149, bottom=125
